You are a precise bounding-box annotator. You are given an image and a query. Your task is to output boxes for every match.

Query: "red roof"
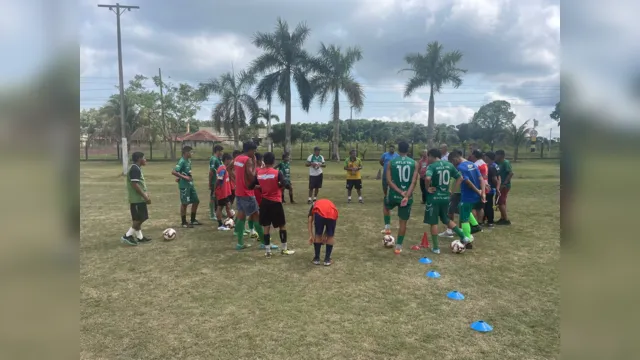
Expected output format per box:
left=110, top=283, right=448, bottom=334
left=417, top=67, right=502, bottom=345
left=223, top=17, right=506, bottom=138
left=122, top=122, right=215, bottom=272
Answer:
left=181, top=129, right=223, bottom=142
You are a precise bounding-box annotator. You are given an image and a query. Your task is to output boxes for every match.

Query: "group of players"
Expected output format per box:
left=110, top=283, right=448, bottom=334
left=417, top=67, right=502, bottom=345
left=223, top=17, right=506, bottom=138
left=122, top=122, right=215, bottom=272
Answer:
left=121, top=139, right=514, bottom=263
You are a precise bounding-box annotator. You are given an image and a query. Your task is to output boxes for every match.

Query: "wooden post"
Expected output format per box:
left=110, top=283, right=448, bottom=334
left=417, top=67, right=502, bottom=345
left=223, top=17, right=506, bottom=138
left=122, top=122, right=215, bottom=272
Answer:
left=300, top=141, right=303, bottom=160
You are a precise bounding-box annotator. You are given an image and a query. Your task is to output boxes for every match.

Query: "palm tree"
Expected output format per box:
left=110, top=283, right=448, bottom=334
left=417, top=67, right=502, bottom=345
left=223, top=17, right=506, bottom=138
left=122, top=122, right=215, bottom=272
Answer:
left=507, top=119, right=532, bottom=162
left=257, top=107, right=280, bottom=151
left=400, top=41, right=467, bottom=148
left=311, top=43, right=365, bottom=161
left=199, top=70, right=259, bottom=150
left=99, top=94, right=140, bottom=157
left=250, top=18, right=318, bottom=153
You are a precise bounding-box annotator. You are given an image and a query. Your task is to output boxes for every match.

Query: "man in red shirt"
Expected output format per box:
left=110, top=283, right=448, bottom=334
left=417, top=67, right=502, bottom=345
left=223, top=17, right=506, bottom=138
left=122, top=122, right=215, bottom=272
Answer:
left=214, top=153, right=234, bottom=231
left=468, top=150, right=488, bottom=232
left=233, top=141, right=263, bottom=250
left=307, top=199, right=339, bottom=266
left=255, top=152, right=296, bottom=257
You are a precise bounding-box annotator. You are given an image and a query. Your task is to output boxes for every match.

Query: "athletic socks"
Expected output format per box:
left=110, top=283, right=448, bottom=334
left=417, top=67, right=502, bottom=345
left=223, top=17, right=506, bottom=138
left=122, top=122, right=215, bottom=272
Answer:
left=209, top=202, right=214, bottom=217
left=313, top=242, right=322, bottom=260
left=469, top=213, right=479, bottom=227
left=452, top=226, right=465, bottom=240
left=181, top=215, right=187, bottom=224
left=384, top=215, right=391, bottom=228
left=348, top=196, right=351, bottom=201
left=235, top=219, right=246, bottom=245
left=430, top=234, right=439, bottom=250
left=279, top=230, right=287, bottom=249
left=397, top=235, right=405, bottom=245
left=358, top=196, right=363, bottom=201
left=190, top=213, right=197, bottom=223
left=254, top=224, right=264, bottom=242
left=325, top=244, right=333, bottom=262
left=264, top=234, right=271, bottom=253
left=461, top=223, right=471, bottom=239
left=125, top=227, right=135, bottom=237
left=135, top=230, right=143, bottom=239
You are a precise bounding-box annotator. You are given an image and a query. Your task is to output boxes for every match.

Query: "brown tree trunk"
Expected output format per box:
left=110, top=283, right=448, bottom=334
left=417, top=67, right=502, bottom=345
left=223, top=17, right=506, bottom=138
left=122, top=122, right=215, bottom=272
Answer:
left=331, top=90, right=341, bottom=161
left=427, top=85, right=435, bottom=149
left=514, top=146, right=519, bottom=162
left=285, top=69, right=292, bottom=154
left=84, top=140, right=89, bottom=160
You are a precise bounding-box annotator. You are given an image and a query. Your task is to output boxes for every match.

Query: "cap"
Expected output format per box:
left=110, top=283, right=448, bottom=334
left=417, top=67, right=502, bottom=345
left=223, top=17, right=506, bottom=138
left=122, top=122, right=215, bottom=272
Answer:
left=313, top=146, right=321, bottom=151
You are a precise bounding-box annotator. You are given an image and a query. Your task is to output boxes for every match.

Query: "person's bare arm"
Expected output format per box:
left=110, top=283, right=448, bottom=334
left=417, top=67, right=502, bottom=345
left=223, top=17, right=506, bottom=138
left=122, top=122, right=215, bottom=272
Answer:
left=131, top=182, right=150, bottom=204
left=171, top=169, right=191, bottom=181
left=386, top=162, right=404, bottom=196
left=320, top=157, right=326, bottom=168
left=406, top=163, right=419, bottom=198
left=464, top=179, right=482, bottom=195
left=244, top=158, right=255, bottom=186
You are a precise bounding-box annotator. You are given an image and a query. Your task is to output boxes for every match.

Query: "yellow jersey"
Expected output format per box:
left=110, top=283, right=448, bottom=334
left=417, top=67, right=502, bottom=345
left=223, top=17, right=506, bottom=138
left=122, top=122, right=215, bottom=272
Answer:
left=345, top=157, right=362, bottom=180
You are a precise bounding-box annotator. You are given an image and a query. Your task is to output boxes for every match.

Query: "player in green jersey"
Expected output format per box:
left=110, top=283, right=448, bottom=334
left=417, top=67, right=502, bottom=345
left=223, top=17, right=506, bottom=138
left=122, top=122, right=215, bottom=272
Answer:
left=121, top=152, right=152, bottom=246
left=171, top=146, right=201, bottom=228
left=423, top=149, right=470, bottom=254
left=209, top=145, right=224, bottom=220
left=383, top=141, right=419, bottom=255
left=276, top=152, right=295, bottom=203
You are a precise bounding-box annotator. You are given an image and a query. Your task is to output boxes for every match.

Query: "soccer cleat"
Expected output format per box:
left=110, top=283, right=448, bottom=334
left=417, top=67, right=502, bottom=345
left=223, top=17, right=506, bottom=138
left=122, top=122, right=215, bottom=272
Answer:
left=359, top=199, right=364, bottom=204
left=471, top=225, right=483, bottom=234
left=312, top=258, right=321, bottom=265
left=281, top=249, right=295, bottom=255
left=394, top=248, right=402, bottom=255
left=465, top=242, right=473, bottom=250
left=182, top=222, right=193, bottom=228
left=307, top=199, right=312, bottom=205
left=439, top=229, right=454, bottom=238
left=381, top=228, right=391, bottom=235
left=243, top=229, right=251, bottom=235
left=190, top=220, right=202, bottom=226
left=486, top=223, right=495, bottom=228
left=120, top=235, right=138, bottom=246
left=496, top=219, right=511, bottom=225
left=264, top=252, right=272, bottom=258
left=323, top=259, right=333, bottom=266
left=347, top=198, right=351, bottom=203
left=431, top=248, right=441, bottom=254
left=217, top=226, right=231, bottom=231
left=137, top=236, right=152, bottom=244
left=236, top=243, right=251, bottom=250
left=250, top=230, right=259, bottom=239
left=259, top=244, right=279, bottom=250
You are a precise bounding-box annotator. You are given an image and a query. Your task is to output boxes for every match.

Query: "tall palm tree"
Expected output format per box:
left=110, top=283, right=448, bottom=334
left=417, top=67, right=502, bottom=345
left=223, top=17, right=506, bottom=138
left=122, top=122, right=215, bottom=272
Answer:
left=311, top=43, right=365, bottom=161
left=250, top=18, right=317, bottom=154
left=199, top=70, right=259, bottom=150
left=400, top=41, right=467, bottom=148
left=257, top=107, right=280, bottom=151
left=99, top=94, right=140, bottom=155
left=507, top=119, right=532, bottom=162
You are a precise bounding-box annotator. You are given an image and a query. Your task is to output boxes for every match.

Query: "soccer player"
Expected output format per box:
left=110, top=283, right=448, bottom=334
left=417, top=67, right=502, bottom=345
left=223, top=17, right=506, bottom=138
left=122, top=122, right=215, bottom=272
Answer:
left=495, top=149, right=513, bottom=225
left=171, top=146, right=201, bottom=228
left=214, top=153, right=234, bottom=231
left=256, top=152, right=296, bottom=257
left=209, top=144, right=224, bottom=220
left=307, top=199, right=339, bottom=266
left=233, top=141, right=264, bottom=250
left=121, top=152, right=152, bottom=246
left=468, top=150, right=488, bottom=230
left=306, top=146, right=326, bottom=204
left=344, top=149, right=364, bottom=203
left=276, top=152, right=294, bottom=203
left=227, top=150, right=241, bottom=207
left=423, top=149, right=470, bottom=253
left=379, top=144, right=399, bottom=197
left=449, top=151, right=485, bottom=248
left=483, top=151, right=501, bottom=228
left=383, top=141, right=419, bottom=255
left=418, top=150, right=429, bottom=204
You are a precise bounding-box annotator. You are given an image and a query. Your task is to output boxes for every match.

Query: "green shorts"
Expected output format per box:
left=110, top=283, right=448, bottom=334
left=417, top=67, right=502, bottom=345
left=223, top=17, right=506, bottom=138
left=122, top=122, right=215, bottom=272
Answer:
left=180, top=186, right=199, bottom=205
left=458, top=202, right=474, bottom=223
left=424, top=201, right=450, bottom=225
left=384, top=197, right=413, bottom=221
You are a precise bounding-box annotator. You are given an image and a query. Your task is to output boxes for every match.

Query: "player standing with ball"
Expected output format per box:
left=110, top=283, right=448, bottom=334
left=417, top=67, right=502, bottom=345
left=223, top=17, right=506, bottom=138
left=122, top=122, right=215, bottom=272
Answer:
left=305, top=146, right=326, bottom=204
left=121, top=152, right=152, bottom=246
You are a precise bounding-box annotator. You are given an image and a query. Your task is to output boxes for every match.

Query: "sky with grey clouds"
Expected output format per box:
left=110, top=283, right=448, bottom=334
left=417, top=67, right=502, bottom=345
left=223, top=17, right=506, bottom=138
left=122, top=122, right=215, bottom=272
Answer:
left=78, top=0, right=561, bottom=136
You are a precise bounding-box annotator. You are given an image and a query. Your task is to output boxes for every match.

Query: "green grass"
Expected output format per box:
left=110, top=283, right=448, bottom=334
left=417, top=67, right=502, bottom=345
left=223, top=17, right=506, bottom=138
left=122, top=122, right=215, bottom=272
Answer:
left=80, top=160, right=559, bottom=360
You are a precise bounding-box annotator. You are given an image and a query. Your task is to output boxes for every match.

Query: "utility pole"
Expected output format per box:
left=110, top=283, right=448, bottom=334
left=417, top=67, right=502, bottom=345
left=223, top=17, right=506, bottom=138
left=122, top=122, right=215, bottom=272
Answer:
left=98, top=3, right=140, bottom=175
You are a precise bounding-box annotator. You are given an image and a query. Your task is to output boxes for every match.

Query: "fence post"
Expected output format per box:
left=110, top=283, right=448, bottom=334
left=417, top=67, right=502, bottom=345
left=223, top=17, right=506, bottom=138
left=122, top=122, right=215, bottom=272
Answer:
left=300, top=141, right=303, bottom=160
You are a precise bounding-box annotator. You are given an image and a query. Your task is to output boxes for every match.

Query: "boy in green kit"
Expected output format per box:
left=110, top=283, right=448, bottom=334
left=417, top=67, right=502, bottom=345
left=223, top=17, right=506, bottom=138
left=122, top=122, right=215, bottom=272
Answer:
left=121, top=152, right=152, bottom=246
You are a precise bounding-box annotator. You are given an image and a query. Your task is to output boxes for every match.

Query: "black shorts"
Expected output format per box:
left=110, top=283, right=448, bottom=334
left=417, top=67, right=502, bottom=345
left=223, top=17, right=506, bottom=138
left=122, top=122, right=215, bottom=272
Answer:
left=473, top=201, right=484, bottom=210
left=217, top=196, right=231, bottom=208
left=448, top=193, right=461, bottom=214
left=130, top=202, right=149, bottom=222
left=283, top=181, right=292, bottom=190
left=309, top=174, right=323, bottom=189
left=314, top=214, right=337, bottom=237
left=229, top=189, right=236, bottom=204
left=259, top=199, right=286, bottom=228
left=346, top=179, right=362, bottom=190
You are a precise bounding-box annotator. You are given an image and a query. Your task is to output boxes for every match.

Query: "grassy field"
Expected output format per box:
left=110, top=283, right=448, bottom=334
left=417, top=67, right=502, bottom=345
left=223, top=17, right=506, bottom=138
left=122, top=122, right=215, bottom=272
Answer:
left=80, top=159, right=560, bottom=360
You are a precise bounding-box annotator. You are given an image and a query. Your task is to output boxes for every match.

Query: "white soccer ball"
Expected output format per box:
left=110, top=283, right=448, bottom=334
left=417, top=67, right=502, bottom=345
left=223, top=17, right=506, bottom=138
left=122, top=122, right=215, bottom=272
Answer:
left=250, top=230, right=259, bottom=239
left=383, top=235, right=395, bottom=248
left=450, top=240, right=466, bottom=254
left=163, top=228, right=177, bottom=241
left=229, top=209, right=236, bottom=218
left=223, top=218, right=235, bottom=228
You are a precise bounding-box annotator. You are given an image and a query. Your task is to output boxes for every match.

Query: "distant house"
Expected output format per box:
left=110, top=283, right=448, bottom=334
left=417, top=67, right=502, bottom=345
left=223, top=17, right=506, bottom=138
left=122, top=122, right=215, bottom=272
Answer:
left=198, top=126, right=268, bottom=145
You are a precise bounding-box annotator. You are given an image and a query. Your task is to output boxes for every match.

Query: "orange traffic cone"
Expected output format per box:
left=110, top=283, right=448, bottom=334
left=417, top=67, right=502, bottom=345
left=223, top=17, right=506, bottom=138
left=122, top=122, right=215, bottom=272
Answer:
left=411, top=232, right=430, bottom=250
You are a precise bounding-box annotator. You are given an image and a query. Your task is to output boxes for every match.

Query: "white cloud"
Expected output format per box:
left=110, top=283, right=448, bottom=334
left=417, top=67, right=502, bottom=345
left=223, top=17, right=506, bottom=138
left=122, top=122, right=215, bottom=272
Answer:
left=446, top=0, right=510, bottom=33
left=80, top=46, right=112, bottom=77
left=174, top=33, right=258, bottom=73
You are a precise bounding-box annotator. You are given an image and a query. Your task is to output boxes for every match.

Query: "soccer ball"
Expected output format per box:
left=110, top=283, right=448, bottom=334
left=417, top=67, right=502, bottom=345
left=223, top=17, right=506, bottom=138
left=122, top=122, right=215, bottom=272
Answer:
left=228, top=209, right=236, bottom=218
left=383, top=235, right=395, bottom=248
left=450, top=240, right=466, bottom=254
left=163, top=228, right=177, bottom=241
left=223, top=218, right=235, bottom=228
left=250, top=230, right=259, bottom=239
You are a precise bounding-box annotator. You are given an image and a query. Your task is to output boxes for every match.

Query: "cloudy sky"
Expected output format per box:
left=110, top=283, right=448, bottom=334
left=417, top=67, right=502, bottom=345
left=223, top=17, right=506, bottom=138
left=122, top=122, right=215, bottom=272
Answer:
left=79, top=0, right=561, bottom=136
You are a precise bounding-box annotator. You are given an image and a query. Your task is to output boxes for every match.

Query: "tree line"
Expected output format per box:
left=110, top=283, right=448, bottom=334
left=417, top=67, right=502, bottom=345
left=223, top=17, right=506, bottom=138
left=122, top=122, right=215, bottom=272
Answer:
left=80, top=17, right=560, bottom=161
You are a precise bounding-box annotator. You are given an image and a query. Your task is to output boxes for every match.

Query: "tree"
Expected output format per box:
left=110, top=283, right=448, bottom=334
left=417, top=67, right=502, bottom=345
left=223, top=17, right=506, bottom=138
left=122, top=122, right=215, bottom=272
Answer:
left=311, top=43, right=365, bottom=161
left=99, top=94, right=140, bottom=156
left=155, top=79, right=202, bottom=159
left=472, top=100, right=516, bottom=150
left=199, top=70, right=259, bottom=150
left=400, top=41, right=467, bottom=148
left=80, top=108, right=106, bottom=160
left=506, top=119, right=532, bottom=162
left=250, top=18, right=317, bottom=154
left=270, top=123, right=301, bottom=147
left=258, top=107, right=279, bottom=151
left=550, top=101, right=560, bottom=126
left=434, top=123, right=459, bottom=145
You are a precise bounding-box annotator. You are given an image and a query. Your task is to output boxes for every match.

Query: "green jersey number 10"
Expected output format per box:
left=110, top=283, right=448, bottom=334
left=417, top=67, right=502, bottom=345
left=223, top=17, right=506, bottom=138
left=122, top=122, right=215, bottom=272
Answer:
left=396, top=164, right=412, bottom=183
left=439, top=170, right=451, bottom=186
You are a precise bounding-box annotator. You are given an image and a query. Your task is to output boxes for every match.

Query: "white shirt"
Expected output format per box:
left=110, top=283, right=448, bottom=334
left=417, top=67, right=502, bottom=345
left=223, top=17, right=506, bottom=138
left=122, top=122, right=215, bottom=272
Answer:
left=306, top=154, right=325, bottom=176
left=442, top=152, right=450, bottom=161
